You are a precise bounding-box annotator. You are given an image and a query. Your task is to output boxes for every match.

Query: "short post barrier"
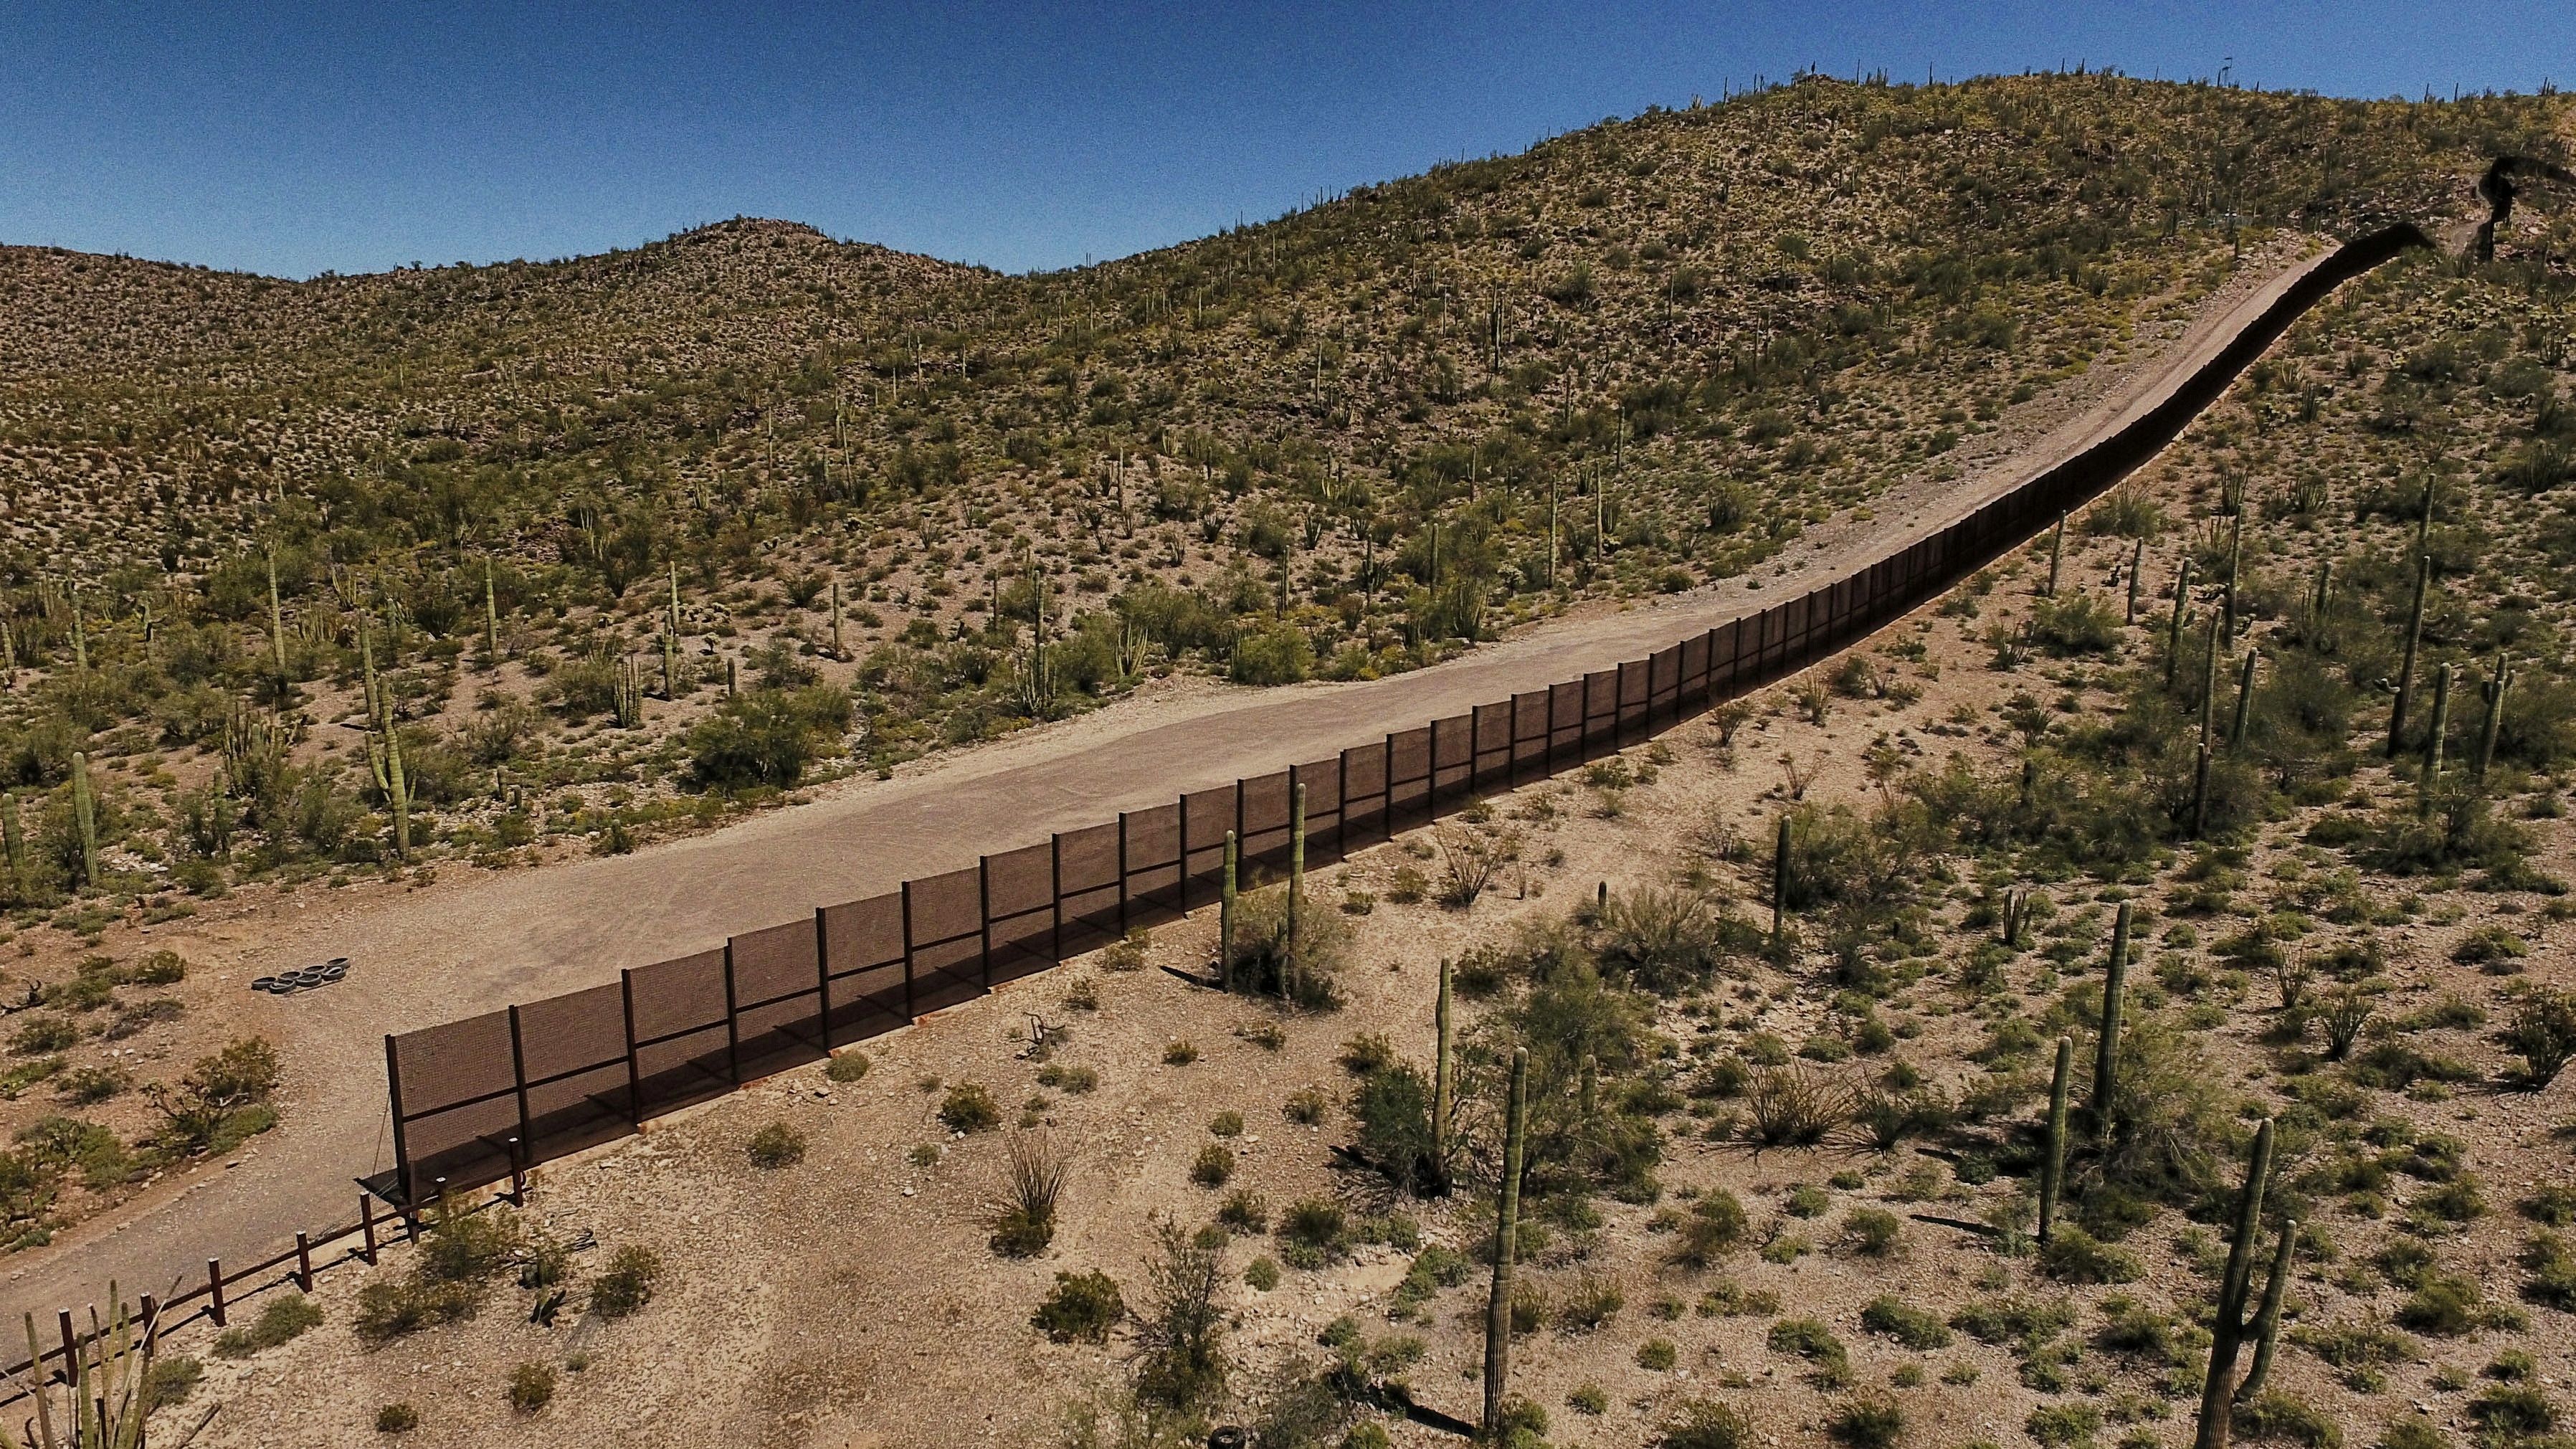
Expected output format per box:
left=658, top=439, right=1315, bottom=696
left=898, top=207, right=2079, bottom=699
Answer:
left=206, top=1259, right=227, bottom=1328
left=138, top=1294, right=158, bottom=1358
left=360, top=1194, right=379, bottom=1265
left=295, top=1230, right=315, bottom=1292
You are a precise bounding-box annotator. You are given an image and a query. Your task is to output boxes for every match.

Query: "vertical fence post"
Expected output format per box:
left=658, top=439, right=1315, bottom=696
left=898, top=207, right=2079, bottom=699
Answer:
left=1336, top=749, right=1351, bottom=855
left=619, top=969, right=644, bottom=1128
left=721, top=942, right=742, bottom=1083
left=1049, top=834, right=1065, bottom=965
left=206, top=1260, right=227, bottom=1329
left=383, top=1035, right=412, bottom=1210
left=505, top=1004, right=535, bottom=1169
left=900, top=881, right=918, bottom=1022
left=814, top=906, right=836, bottom=1053
left=295, top=1231, right=314, bottom=1292
left=977, top=857, right=995, bottom=990
left=360, top=1194, right=379, bottom=1265
left=56, top=1311, right=75, bottom=1390
left=1116, top=813, right=1131, bottom=936
left=138, top=1295, right=158, bottom=1359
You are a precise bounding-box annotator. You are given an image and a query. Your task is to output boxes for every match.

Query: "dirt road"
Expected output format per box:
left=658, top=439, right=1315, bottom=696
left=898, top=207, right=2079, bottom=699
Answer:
left=3, top=232, right=2349, bottom=1324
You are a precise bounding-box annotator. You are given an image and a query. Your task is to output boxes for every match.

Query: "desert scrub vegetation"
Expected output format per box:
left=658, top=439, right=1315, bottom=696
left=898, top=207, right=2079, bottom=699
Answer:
left=1, top=75, right=2552, bottom=918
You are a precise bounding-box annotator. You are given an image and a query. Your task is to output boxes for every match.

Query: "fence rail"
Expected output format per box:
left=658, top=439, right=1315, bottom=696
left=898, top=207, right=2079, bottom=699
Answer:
left=379, top=222, right=2428, bottom=1209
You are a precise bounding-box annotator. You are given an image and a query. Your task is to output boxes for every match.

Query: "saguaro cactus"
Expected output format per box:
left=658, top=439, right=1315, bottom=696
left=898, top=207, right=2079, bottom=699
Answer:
left=2092, top=903, right=2131, bottom=1144
left=2230, top=650, right=2260, bottom=749
left=1483, top=1047, right=1530, bottom=1437
left=2193, top=1119, right=2278, bottom=1449
left=1219, top=830, right=1238, bottom=991
left=2236, top=1217, right=2300, bottom=1402
left=2039, top=1035, right=2074, bottom=1245
left=71, top=751, right=99, bottom=889
left=2473, top=656, right=2511, bottom=786
left=831, top=581, right=846, bottom=660
left=2126, top=537, right=2146, bottom=624
left=1433, top=959, right=1454, bottom=1189
left=69, top=589, right=87, bottom=672
left=2387, top=554, right=2430, bottom=756
left=2045, top=513, right=2067, bottom=598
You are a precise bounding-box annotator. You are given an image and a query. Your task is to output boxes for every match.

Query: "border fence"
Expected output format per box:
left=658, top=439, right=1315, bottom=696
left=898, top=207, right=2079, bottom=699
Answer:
left=377, top=222, right=2428, bottom=1210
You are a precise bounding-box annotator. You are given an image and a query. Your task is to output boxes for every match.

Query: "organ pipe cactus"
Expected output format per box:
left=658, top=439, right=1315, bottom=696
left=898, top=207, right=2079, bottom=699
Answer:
left=2165, top=561, right=2194, bottom=688
left=2423, top=662, right=2454, bottom=779
left=2038, top=1035, right=2073, bottom=1245
left=2193, top=1119, right=2278, bottom=1449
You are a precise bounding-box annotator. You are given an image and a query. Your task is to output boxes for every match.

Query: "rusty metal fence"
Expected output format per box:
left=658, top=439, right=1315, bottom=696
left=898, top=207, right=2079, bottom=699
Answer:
left=378, top=223, right=2427, bottom=1210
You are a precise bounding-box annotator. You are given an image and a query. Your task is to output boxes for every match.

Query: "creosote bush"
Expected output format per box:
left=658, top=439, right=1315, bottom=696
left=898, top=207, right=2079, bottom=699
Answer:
left=1032, top=1270, right=1126, bottom=1344
left=746, top=1121, right=807, bottom=1169
left=589, top=1245, right=662, bottom=1318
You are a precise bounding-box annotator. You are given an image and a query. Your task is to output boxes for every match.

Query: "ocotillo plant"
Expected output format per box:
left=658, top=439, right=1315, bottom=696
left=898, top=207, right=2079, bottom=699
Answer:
left=2038, top=1035, right=2074, bottom=1245
left=2165, top=561, right=2195, bottom=688
left=2230, top=650, right=2260, bottom=749
left=2045, top=513, right=2066, bottom=597
left=2473, top=657, right=2511, bottom=786
left=1482, top=1047, right=1530, bottom=1438
left=1771, top=814, right=1791, bottom=945
left=2235, top=1217, right=2299, bottom=1402
left=70, top=751, right=98, bottom=890
left=2192, top=1118, right=2278, bottom=1449
left=1219, top=830, right=1238, bottom=991
left=2387, top=554, right=2430, bottom=756
left=1433, top=959, right=1454, bottom=1190
left=1286, top=782, right=1306, bottom=1002
left=2091, top=903, right=2131, bottom=1145
left=2423, top=662, right=2455, bottom=778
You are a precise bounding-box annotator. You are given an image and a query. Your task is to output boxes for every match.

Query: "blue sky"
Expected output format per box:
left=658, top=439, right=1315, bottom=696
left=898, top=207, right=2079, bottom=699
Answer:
left=1, top=1, right=2567, bottom=279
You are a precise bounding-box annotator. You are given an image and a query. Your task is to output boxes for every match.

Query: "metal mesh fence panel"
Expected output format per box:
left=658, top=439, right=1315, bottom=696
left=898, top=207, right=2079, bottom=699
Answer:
left=1240, top=770, right=1293, bottom=881
left=1387, top=727, right=1432, bottom=830
left=1341, top=743, right=1387, bottom=844
left=821, top=893, right=908, bottom=1041
left=1124, top=803, right=1184, bottom=929
left=1292, top=758, right=1344, bottom=869
left=1181, top=786, right=1235, bottom=905
left=1430, top=714, right=1473, bottom=804
left=731, top=918, right=826, bottom=1081
left=629, top=947, right=731, bottom=1121
left=1471, top=703, right=1511, bottom=793
left=516, top=982, right=631, bottom=1169
left=1055, top=822, right=1121, bottom=959
left=389, top=1012, right=517, bottom=1202
left=985, top=842, right=1057, bottom=984
left=906, top=868, right=984, bottom=1015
